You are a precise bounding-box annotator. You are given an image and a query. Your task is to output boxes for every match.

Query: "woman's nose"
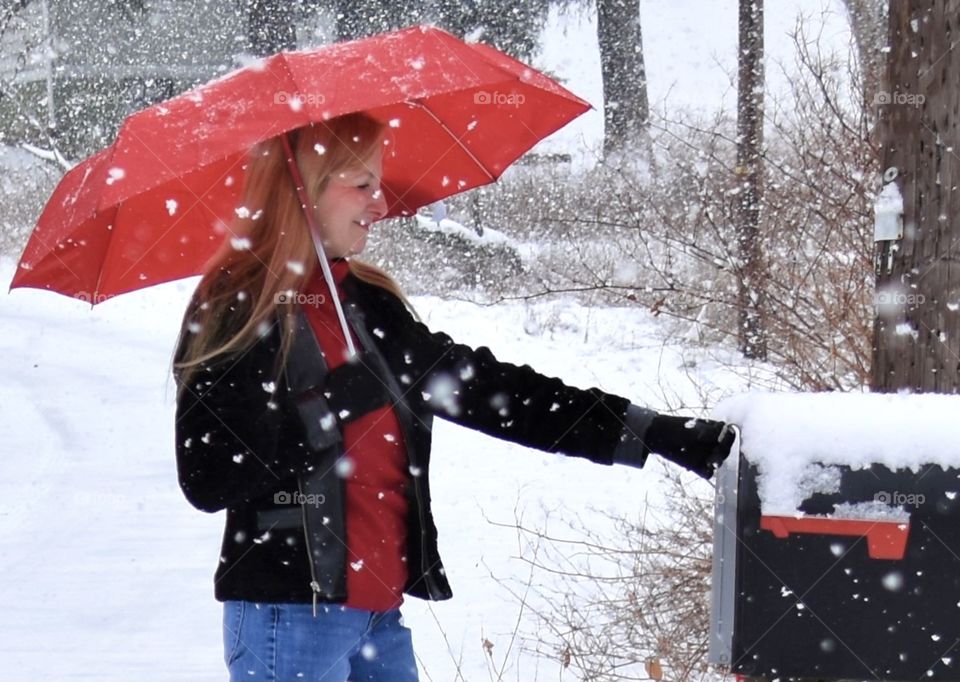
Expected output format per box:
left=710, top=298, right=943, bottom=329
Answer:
left=369, top=188, right=388, bottom=219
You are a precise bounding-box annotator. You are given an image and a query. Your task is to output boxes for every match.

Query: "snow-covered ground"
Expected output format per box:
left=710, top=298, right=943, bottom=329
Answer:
left=0, top=255, right=755, bottom=680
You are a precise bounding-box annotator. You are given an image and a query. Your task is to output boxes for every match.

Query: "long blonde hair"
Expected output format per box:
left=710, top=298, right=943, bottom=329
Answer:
left=174, top=113, right=407, bottom=391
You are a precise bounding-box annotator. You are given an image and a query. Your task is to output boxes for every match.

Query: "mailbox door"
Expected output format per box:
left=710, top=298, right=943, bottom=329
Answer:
left=730, top=458, right=960, bottom=681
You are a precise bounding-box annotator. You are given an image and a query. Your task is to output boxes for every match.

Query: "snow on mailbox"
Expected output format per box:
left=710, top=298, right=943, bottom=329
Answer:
left=708, top=392, right=960, bottom=681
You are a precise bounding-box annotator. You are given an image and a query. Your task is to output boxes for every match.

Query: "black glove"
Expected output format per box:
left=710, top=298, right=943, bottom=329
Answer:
left=613, top=406, right=735, bottom=480
left=646, top=415, right=734, bottom=479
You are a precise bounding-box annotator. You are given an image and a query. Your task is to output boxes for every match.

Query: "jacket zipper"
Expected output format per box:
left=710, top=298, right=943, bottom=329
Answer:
left=297, top=477, right=322, bottom=617
left=410, top=471, right=438, bottom=599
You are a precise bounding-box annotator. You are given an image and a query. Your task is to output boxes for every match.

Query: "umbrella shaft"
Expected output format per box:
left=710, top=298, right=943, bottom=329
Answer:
left=312, top=232, right=357, bottom=358
left=281, top=132, right=357, bottom=359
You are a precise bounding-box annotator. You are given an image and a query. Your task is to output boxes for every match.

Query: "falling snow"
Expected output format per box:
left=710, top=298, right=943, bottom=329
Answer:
left=105, top=167, right=125, bottom=185
left=335, top=457, right=355, bottom=478
left=0, top=3, right=878, bottom=679
left=882, top=571, right=904, bottom=591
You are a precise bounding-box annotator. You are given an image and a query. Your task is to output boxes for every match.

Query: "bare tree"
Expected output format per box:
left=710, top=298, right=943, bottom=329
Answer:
left=493, top=471, right=716, bottom=682
left=425, top=8, right=875, bottom=392
left=0, top=0, right=68, bottom=166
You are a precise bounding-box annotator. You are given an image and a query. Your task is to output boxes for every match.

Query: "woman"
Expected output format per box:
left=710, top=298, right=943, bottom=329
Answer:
left=173, top=112, right=734, bottom=682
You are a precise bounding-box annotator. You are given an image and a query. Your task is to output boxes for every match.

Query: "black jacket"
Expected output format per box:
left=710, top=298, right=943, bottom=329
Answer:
left=174, top=273, right=635, bottom=606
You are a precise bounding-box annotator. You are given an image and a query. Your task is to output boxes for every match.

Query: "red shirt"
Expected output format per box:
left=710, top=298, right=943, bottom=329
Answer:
left=302, top=260, right=409, bottom=611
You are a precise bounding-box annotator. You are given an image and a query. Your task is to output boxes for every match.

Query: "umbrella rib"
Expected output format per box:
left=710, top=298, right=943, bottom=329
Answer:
left=406, top=99, right=495, bottom=182
left=89, top=141, right=132, bottom=300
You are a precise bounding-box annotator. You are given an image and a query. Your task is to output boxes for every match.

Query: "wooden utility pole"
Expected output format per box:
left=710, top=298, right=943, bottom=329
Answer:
left=736, top=0, right=767, bottom=360
left=872, top=1, right=960, bottom=392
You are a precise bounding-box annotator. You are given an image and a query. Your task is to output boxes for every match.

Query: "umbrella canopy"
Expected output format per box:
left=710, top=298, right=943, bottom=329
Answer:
left=10, top=25, right=590, bottom=303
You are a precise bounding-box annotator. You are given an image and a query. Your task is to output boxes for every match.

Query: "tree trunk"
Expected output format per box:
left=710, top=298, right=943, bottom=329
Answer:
left=735, top=0, right=766, bottom=360
left=872, top=0, right=960, bottom=392
left=246, top=0, right=297, bottom=57
left=334, top=0, right=424, bottom=42
left=596, top=0, right=649, bottom=158
left=435, top=0, right=550, bottom=61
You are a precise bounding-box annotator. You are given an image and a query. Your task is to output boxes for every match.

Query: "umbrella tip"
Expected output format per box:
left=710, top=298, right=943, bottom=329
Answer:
left=5, top=271, right=22, bottom=295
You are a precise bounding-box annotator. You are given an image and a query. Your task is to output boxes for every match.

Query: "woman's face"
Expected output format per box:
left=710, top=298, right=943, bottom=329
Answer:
left=312, top=145, right=388, bottom=258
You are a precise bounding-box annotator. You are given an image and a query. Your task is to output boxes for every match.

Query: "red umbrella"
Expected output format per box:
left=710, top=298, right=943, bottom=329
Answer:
left=10, top=25, right=590, bottom=303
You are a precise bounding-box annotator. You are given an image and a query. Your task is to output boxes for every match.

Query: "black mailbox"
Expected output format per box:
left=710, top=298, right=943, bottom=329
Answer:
left=709, top=395, right=960, bottom=681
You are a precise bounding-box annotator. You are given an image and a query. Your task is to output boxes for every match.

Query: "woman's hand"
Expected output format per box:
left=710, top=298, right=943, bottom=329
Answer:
left=613, top=406, right=736, bottom=480
left=644, top=415, right=735, bottom=479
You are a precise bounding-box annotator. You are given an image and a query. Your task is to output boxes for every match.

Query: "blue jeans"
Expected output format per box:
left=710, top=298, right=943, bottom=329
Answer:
left=223, top=601, right=419, bottom=682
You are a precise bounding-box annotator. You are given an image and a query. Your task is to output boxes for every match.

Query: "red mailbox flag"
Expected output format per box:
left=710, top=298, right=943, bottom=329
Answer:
left=761, top=515, right=910, bottom=560
left=10, top=25, right=590, bottom=303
